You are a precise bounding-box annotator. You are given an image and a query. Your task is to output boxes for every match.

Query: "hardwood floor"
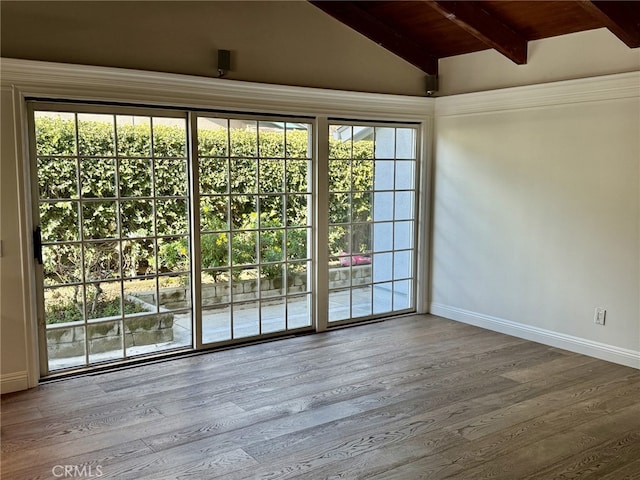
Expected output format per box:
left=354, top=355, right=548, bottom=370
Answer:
left=2, top=314, right=639, bottom=479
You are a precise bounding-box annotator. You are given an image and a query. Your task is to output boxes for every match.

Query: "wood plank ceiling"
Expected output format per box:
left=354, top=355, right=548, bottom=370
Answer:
left=309, top=1, right=640, bottom=75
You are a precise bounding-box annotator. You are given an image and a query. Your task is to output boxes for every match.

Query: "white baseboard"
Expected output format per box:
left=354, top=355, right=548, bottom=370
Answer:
left=1, top=371, right=30, bottom=394
left=430, top=303, right=640, bottom=370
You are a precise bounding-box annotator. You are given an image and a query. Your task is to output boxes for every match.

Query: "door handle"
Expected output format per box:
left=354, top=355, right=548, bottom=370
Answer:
left=33, top=226, right=43, bottom=265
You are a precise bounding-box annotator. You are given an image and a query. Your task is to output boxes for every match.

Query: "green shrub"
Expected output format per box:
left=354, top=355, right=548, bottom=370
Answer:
left=36, top=117, right=374, bottom=287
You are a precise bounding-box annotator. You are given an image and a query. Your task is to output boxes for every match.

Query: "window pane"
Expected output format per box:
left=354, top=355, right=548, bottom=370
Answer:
left=394, top=221, right=413, bottom=250
left=202, top=270, right=230, bottom=307
left=373, top=192, right=393, bottom=222
left=156, top=198, right=189, bottom=236
left=329, top=160, right=351, bottom=191
left=329, top=126, right=351, bottom=159
left=374, top=160, right=395, bottom=190
left=155, top=159, right=188, bottom=197
left=352, top=192, right=372, bottom=223
left=394, top=191, right=414, bottom=220
left=35, top=112, right=76, bottom=156
left=119, top=159, right=152, bottom=198
left=230, top=120, right=257, bottom=157
left=158, top=273, right=191, bottom=309
left=286, top=194, right=310, bottom=227
left=394, top=279, right=412, bottom=310
left=84, top=241, right=120, bottom=282
left=375, top=127, right=395, bottom=158
left=287, top=294, right=311, bottom=328
left=231, top=231, right=258, bottom=265
left=41, top=201, right=79, bottom=242
left=81, top=158, right=116, bottom=198
left=230, top=159, right=257, bottom=194
left=117, top=115, right=151, bottom=157
left=352, top=159, right=373, bottom=191
left=201, top=233, right=229, bottom=268
left=260, top=195, right=284, bottom=228
left=86, top=281, right=122, bottom=320
left=259, top=230, right=284, bottom=263
left=373, top=222, right=393, bottom=252
left=393, top=250, right=412, bottom=280
left=124, top=278, right=158, bottom=314
left=259, top=159, right=284, bottom=193
left=198, top=117, right=228, bottom=157
left=201, top=196, right=229, bottom=231
left=39, top=158, right=78, bottom=199
left=83, top=201, right=118, bottom=239
left=233, top=301, right=259, bottom=338
left=122, top=238, right=155, bottom=277
left=395, top=161, right=415, bottom=190
left=259, top=121, right=284, bottom=158
left=396, top=128, right=416, bottom=159
left=44, top=285, right=85, bottom=324
left=328, top=225, right=350, bottom=256
left=153, top=117, right=186, bottom=157
left=329, top=193, right=350, bottom=224
left=286, top=228, right=309, bottom=261
left=120, top=199, right=153, bottom=238
left=157, top=237, right=189, bottom=273
left=261, top=298, right=286, bottom=333
left=373, top=252, right=393, bottom=283
left=200, top=158, right=228, bottom=194
left=329, top=289, right=350, bottom=322
left=352, top=285, right=372, bottom=318
left=43, top=244, right=82, bottom=286
left=231, top=196, right=258, bottom=230
left=286, top=160, right=309, bottom=192
left=260, top=263, right=284, bottom=297
left=203, top=305, right=231, bottom=343
left=286, top=125, right=311, bottom=159
left=78, top=114, right=115, bottom=157
left=373, top=283, right=393, bottom=314
left=287, top=261, right=309, bottom=294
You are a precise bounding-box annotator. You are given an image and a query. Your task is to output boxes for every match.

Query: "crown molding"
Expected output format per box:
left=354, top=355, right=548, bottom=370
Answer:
left=0, top=58, right=434, bottom=120
left=436, top=71, right=640, bottom=117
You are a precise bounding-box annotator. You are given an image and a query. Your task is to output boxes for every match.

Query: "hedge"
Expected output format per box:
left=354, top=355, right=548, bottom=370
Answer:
left=36, top=117, right=374, bottom=295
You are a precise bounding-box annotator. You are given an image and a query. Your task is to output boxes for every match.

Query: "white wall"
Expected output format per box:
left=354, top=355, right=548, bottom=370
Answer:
left=431, top=74, right=640, bottom=367
left=439, top=28, right=640, bottom=95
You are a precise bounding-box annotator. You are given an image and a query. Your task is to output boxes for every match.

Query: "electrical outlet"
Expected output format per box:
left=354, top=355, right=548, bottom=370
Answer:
left=594, top=307, right=606, bottom=325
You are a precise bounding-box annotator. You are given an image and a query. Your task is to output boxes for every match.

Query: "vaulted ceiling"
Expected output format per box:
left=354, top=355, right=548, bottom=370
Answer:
left=310, top=1, right=640, bottom=75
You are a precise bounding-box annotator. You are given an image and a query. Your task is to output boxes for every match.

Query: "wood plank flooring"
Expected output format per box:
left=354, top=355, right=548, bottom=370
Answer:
left=2, top=314, right=639, bottom=479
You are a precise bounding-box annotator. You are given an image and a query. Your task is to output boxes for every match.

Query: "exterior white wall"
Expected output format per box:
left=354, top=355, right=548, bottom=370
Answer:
left=431, top=73, right=640, bottom=367
left=439, top=28, right=640, bottom=96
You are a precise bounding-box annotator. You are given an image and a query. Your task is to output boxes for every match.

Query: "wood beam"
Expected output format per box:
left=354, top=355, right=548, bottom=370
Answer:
left=424, top=0, right=528, bottom=65
left=309, top=1, right=439, bottom=75
left=578, top=1, right=640, bottom=48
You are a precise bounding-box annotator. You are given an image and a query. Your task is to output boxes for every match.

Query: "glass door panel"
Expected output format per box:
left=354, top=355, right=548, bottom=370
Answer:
left=328, top=123, right=418, bottom=325
left=33, top=107, right=193, bottom=374
left=197, top=116, right=313, bottom=345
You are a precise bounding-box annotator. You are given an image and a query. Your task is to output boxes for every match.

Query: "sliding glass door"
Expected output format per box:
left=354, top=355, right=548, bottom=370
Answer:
left=327, top=123, right=418, bottom=325
left=32, top=106, right=193, bottom=373
left=30, top=102, right=419, bottom=376
left=195, top=116, right=313, bottom=345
